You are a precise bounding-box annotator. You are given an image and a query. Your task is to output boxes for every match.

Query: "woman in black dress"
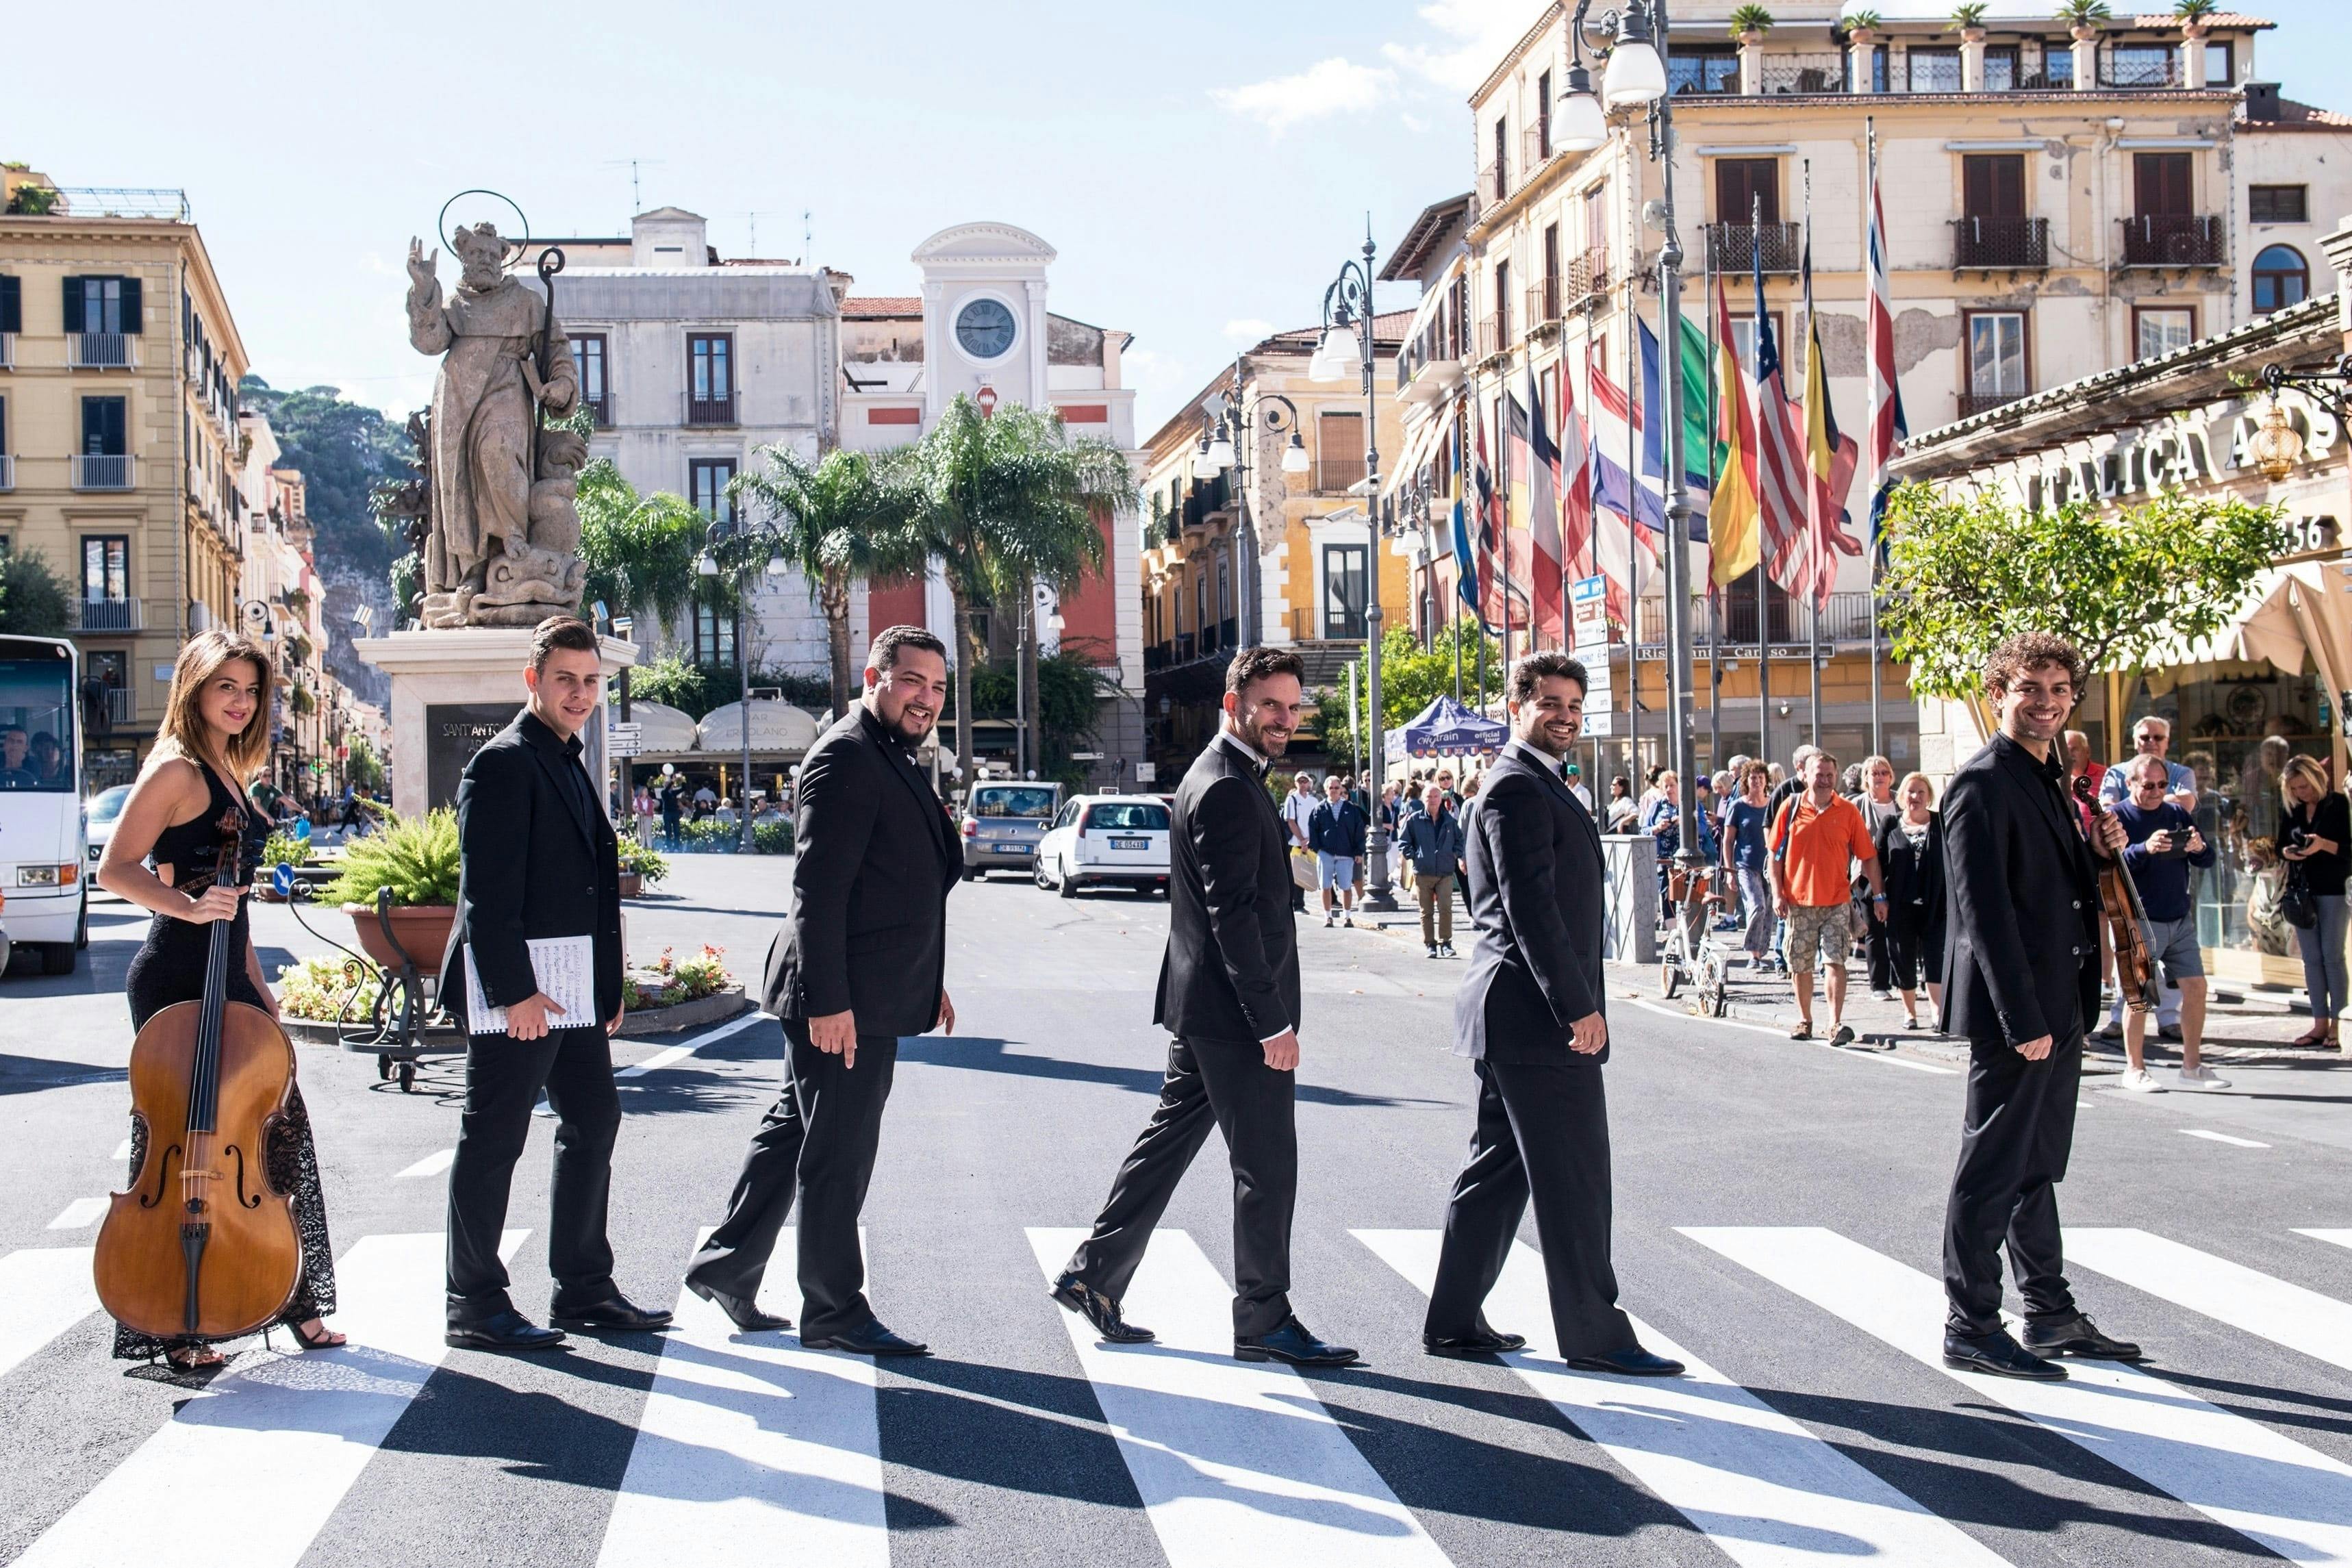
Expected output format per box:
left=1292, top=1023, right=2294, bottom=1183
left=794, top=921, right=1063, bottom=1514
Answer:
left=1875, top=770, right=1947, bottom=1032
left=95, top=630, right=342, bottom=1369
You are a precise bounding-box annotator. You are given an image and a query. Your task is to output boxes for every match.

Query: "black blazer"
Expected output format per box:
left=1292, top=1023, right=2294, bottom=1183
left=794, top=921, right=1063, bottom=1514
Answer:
left=1155, top=732, right=1300, bottom=1042
left=1456, top=740, right=1608, bottom=1065
left=439, top=709, right=624, bottom=1027
left=761, top=705, right=959, bottom=1037
left=1940, top=733, right=2100, bottom=1050
left=1875, top=809, right=1946, bottom=932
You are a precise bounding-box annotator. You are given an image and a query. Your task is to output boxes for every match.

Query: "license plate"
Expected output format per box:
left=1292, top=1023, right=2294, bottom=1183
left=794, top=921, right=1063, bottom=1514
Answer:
left=993, top=844, right=1025, bottom=853
left=1112, top=837, right=1148, bottom=850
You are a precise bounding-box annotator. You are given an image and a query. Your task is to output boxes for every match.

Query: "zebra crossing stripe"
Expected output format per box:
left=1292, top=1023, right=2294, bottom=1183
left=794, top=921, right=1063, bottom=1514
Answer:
left=2070, top=1229, right=2352, bottom=1377
left=393, top=1148, right=455, bottom=1179
left=1684, top=1226, right=2352, bottom=1565
left=13, top=1229, right=524, bottom=1568
left=1026, top=1227, right=1454, bottom=1567
left=0, top=1248, right=99, bottom=1381
left=596, top=1229, right=887, bottom=1568
left=1354, top=1230, right=2012, bottom=1567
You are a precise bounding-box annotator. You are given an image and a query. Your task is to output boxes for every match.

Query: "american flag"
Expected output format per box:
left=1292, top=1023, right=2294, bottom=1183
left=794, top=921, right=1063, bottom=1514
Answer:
left=1747, top=217, right=1813, bottom=600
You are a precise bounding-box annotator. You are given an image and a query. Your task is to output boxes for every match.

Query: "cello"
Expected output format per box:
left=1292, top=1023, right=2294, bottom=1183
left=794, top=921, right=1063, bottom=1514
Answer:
left=2073, top=774, right=2164, bottom=1020
left=94, top=803, right=302, bottom=1343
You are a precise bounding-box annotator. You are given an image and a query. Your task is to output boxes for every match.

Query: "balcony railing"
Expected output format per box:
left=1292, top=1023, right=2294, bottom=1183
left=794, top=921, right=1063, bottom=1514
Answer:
left=72, top=454, right=134, bottom=490
left=1526, top=279, right=1562, bottom=333
left=1313, top=456, right=1368, bottom=494
left=2099, top=47, right=2181, bottom=88
left=1757, top=53, right=1850, bottom=94
left=1958, top=388, right=2032, bottom=420
left=585, top=394, right=613, bottom=428
left=96, top=686, right=134, bottom=726
left=1704, top=222, right=1801, bottom=274
left=1563, top=248, right=1609, bottom=308
left=1636, top=590, right=1880, bottom=646
left=1480, top=157, right=1509, bottom=204
left=1950, top=216, right=2049, bottom=271
left=2119, top=214, right=2225, bottom=268
left=0, top=455, right=11, bottom=491
left=73, top=597, right=141, bottom=633
left=1182, top=470, right=1229, bottom=529
left=685, top=394, right=737, bottom=426
left=68, top=332, right=135, bottom=369
left=1477, top=312, right=1507, bottom=360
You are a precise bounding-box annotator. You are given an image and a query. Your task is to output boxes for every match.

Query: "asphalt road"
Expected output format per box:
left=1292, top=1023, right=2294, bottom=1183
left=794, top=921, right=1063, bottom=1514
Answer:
left=3, top=853, right=2351, bottom=1567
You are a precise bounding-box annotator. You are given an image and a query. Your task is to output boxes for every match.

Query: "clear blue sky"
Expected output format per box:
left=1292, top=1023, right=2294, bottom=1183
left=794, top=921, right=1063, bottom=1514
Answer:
left=12, top=0, right=2350, bottom=439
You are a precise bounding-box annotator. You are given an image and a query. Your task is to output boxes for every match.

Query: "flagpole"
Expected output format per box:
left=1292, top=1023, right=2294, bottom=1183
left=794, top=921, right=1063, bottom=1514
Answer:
left=1498, top=384, right=1514, bottom=674
left=1752, top=192, right=1772, bottom=779
left=1454, top=401, right=1465, bottom=705
left=1705, top=231, right=1721, bottom=774
left=1804, top=157, right=1823, bottom=752
left=1865, top=117, right=1885, bottom=763
left=1625, top=301, right=1641, bottom=781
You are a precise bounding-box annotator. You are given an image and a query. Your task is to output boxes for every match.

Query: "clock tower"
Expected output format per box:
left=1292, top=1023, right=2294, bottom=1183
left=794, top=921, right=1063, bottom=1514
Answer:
left=911, top=222, right=1057, bottom=421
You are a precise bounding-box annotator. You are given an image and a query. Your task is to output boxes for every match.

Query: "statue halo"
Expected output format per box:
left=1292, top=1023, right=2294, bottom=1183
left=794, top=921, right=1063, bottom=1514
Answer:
left=437, top=188, right=531, bottom=269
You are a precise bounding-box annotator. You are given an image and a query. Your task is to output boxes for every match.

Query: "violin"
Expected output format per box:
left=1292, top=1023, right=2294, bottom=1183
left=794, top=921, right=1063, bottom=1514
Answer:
left=94, top=804, right=302, bottom=1341
left=2072, top=775, right=2163, bottom=1018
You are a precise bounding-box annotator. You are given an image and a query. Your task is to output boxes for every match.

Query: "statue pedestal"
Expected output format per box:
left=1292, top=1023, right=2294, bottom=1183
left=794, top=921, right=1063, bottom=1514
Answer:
left=354, top=629, right=637, bottom=818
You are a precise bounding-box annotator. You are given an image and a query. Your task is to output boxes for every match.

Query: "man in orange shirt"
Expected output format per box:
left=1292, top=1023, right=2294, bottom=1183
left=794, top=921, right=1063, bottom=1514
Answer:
left=1769, top=750, right=1887, bottom=1047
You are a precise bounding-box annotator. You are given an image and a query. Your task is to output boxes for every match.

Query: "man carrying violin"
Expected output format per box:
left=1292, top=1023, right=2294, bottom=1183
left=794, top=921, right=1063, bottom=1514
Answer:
left=1939, top=632, right=2142, bottom=1381
left=2110, top=755, right=2224, bottom=1094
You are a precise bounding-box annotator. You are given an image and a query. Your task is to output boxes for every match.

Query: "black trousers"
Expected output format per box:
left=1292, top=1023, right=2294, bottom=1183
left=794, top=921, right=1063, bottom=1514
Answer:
left=1943, top=1026, right=2083, bottom=1337
left=1858, top=894, right=1897, bottom=991
left=446, top=1022, right=620, bottom=1322
left=1063, top=1033, right=1298, bottom=1337
left=1886, top=911, right=1947, bottom=994
left=1426, top=1058, right=1635, bottom=1361
left=687, top=1022, right=898, bottom=1339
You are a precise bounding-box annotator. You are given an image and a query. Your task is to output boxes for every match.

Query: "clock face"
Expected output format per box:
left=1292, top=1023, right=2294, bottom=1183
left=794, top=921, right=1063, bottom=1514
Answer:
left=955, top=297, right=1017, bottom=360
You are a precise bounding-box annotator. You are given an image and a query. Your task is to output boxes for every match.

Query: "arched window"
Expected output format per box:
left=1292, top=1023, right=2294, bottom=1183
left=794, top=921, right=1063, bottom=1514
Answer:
left=2253, top=244, right=2310, bottom=314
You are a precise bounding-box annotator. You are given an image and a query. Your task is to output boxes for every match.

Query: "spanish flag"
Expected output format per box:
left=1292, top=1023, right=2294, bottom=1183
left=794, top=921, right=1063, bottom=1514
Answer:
left=1706, top=273, right=1761, bottom=585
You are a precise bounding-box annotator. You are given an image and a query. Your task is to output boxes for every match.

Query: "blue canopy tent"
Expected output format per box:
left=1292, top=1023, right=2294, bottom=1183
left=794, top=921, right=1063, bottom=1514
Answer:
left=1385, top=695, right=1508, bottom=765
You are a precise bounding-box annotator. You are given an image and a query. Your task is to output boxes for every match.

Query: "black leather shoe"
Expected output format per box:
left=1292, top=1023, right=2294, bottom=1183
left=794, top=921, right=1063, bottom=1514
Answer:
left=1943, top=1328, right=2068, bottom=1380
left=1050, top=1272, right=1153, bottom=1344
left=686, top=1276, right=792, bottom=1332
left=551, top=1294, right=674, bottom=1332
left=1567, top=1345, right=1686, bottom=1376
left=446, top=1309, right=567, bottom=1352
left=1423, top=1330, right=1528, bottom=1359
left=2023, top=1314, right=2142, bottom=1361
left=802, top=1319, right=930, bottom=1356
left=1235, top=1317, right=1359, bottom=1367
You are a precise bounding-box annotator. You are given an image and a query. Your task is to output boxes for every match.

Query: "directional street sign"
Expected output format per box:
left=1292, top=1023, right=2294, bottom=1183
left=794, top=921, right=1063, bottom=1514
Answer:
left=608, top=721, right=644, bottom=758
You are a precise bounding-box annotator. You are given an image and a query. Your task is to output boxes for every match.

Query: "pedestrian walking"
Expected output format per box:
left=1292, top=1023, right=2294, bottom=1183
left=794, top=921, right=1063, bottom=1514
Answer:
left=1400, top=788, right=1467, bottom=957
left=2280, top=755, right=2349, bottom=1049
left=1280, top=770, right=1318, bottom=914
left=1767, top=750, right=1884, bottom=1046
left=1309, top=774, right=1367, bottom=928
left=2110, top=755, right=2225, bottom=1090
left=1877, top=772, right=1947, bottom=1031
left=1723, top=761, right=1776, bottom=970
left=1851, top=756, right=1901, bottom=1000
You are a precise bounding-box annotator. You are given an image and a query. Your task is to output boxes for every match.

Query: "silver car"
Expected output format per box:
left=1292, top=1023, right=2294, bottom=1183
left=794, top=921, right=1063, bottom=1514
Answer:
left=83, top=784, right=131, bottom=873
left=959, top=781, right=1063, bottom=878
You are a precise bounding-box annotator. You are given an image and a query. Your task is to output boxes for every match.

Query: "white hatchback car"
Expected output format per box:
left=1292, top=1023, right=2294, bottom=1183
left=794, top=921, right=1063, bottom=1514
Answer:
left=1034, top=794, right=1172, bottom=898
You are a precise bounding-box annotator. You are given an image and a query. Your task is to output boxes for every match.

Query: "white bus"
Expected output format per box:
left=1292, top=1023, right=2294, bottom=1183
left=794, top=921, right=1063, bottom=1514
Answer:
left=0, top=634, right=87, bottom=974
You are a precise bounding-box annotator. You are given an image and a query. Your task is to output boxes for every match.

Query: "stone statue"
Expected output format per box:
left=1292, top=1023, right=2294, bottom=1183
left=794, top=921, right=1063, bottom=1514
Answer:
left=404, top=223, right=588, bottom=628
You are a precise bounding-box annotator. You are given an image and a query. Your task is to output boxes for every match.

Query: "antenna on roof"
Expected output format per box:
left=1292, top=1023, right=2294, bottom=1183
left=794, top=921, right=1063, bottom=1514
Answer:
left=601, top=158, right=667, bottom=220
left=804, top=210, right=813, bottom=260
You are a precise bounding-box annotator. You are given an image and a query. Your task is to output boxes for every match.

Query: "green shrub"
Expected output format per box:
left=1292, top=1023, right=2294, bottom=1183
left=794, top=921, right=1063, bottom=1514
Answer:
left=753, top=818, right=794, bottom=855
left=622, top=944, right=733, bottom=1011
left=276, top=954, right=385, bottom=1022
left=318, top=807, right=461, bottom=906
left=259, top=831, right=312, bottom=874
left=616, top=839, right=670, bottom=884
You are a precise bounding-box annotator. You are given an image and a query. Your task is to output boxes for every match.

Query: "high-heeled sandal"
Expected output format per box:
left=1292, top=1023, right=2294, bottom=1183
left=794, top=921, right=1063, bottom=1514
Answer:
left=164, top=1345, right=225, bottom=1371
left=288, top=1319, right=345, bottom=1350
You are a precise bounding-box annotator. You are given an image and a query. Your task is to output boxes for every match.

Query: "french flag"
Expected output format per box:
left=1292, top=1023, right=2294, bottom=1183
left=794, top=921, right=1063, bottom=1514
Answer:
left=1584, top=340, right=1660, bottom=607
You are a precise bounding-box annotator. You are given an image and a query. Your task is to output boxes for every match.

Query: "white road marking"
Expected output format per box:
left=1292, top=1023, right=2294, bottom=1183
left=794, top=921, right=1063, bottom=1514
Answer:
left=596, top=1228, right=885, bottom=1568
left=1686, top=1226, right=2352, bottom=1565
left=2182, top=1129, right=2271, bottom=1149
left=0, top=1248, right=99, bottom=1379
left=45, top=1196, right=109, bottom=1229
left=14, top=1229, right=525, bottom=1568
left=1629, top=997, right=1957, bottom=1074
left=2069, top=1229, right=2352, bottom=1377
left=1356, top=1229, right=2010, bottom=1566
left=616, top=1009, right=770, bottom=1079
left=1027, top=1226, right=1452, bottom=1567
left=2297, top=1230, right=2352, bottom=1254
left=394, top=1148, right=455, bottom=1179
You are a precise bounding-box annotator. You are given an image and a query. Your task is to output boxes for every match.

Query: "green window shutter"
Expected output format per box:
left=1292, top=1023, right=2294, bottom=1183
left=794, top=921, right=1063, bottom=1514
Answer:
left=0, top=276, right=18, bottom=334
left=62, top=275, right=84, bottom=333
left=121, top=277, right=142, bottom=335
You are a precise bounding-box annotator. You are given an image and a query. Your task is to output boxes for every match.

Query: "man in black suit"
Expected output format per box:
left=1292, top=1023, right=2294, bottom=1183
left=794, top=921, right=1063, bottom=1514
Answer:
left=683, top=626, right=958, bottom=1355
left=1051, top=646, right=1355, bottom=1367
left=1940, top=631, right=2140, bottom=1379
left=441, top=616, right=670, bottom=1351
left=1423, top=651, right=1682, bottom=1376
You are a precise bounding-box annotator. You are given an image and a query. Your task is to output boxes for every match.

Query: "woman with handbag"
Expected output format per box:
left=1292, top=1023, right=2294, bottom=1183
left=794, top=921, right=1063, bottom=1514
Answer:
left=1875, top=772, right=1947, bottom=1032
left=2279, top=755, right=2349, bottom=1046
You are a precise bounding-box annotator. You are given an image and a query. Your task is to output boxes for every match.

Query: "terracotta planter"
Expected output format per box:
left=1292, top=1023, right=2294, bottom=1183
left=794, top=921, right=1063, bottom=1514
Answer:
left=1960, top=26, right=1986, bottom=43
left=1847, top=27, right=1877, bottom=48
left=618, top=871, right=644, bottom=899
left=1737, top=28, right=1765, bottom=46
left=344, top=902, right=457, bottom=974
left=2070, top=24, right=2098, bottom=42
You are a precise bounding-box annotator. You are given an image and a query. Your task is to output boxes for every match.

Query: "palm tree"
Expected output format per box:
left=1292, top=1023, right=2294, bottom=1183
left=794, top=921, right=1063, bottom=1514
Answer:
left=576, top=457, right=709, bottom=637
left=730, top=444, right=928, bottom=718
left=910, top=396, right=1139, bottom=784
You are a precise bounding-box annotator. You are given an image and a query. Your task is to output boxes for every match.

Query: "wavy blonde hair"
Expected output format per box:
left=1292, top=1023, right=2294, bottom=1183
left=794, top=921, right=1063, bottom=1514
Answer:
left=152, top=630, right=273, bottom=785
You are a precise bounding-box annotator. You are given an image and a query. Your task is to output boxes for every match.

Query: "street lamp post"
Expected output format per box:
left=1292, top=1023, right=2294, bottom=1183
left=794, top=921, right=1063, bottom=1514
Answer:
left=1195, top=370, right=1311, bottom=650
left=1558, top=0, right=1700, bottom=885
left=1308, top=228, right=1398, bottom=911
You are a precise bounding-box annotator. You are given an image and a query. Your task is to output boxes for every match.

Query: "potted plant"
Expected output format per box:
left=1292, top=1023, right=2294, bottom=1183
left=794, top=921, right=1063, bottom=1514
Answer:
left=1845, top=9, right=1882, bottom=48
left=2174, top=0, right=2216, bottom=39
left=615, top=839, right=669, bottom=898
left=1950, top=1, right=1988, bottom=41
left=1728, top=3, right=1775, bottom=45
left=318, top=807, right=461, bottom=974
left=2059, top=0, right=2111, bottom=42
